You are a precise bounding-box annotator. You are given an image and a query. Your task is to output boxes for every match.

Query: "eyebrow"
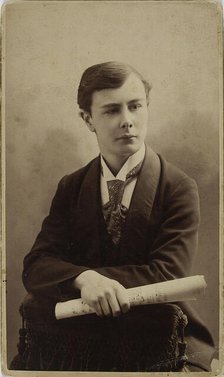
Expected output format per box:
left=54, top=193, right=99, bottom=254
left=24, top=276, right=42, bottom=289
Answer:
left=100, top=98, right=145, bottom=109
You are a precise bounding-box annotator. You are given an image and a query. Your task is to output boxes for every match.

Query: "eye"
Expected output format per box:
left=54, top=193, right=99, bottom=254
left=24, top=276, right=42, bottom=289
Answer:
left=104, top=108, right=119, bottom=115
left=129, top=103, right=142, bottom=111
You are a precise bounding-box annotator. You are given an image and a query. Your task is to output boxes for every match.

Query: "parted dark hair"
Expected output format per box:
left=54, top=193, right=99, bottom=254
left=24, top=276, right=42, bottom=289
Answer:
left=77, top=61, right=152, bottom=113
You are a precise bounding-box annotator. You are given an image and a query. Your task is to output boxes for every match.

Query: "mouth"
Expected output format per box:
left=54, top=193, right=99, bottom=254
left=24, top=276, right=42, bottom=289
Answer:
left=117, top=134, right=137, bottom=140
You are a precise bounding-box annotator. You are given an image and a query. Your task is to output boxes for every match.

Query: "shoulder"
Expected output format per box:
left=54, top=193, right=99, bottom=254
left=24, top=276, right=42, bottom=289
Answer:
left=154, top=154, right=200, bottom=219
left=56, top=156, right=100, bottom=194
left=145, top=146, right=197, bottom=193
left=143, top=148, right=199, bottom=211
left=151, top=153, right=200, bottom=220
left=158, top=153, right=198, bottom=193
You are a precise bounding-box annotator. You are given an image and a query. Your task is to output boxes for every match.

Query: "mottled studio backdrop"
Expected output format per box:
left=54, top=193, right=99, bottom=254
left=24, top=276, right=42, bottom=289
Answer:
left=4, top=1, right=221, bottom=366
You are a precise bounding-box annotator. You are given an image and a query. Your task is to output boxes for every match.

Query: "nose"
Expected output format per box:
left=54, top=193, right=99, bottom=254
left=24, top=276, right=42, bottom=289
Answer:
left=120, top=121, right=133, bottom=129
left=119, top=108, right=133, bottom=129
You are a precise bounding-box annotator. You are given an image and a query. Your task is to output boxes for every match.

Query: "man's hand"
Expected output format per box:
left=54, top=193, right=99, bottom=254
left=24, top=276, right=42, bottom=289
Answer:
left=73, top=270, right=130, bottom=317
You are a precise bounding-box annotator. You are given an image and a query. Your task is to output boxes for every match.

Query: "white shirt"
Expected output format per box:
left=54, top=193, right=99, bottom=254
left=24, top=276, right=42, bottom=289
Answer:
left=100, top=143, right=146, bottom=209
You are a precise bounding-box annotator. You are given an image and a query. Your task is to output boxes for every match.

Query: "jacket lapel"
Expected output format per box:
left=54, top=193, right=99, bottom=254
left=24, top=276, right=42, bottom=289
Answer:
left=119, top=147, right=161, bottom=264
left=74, top=156, right=102, bottom=266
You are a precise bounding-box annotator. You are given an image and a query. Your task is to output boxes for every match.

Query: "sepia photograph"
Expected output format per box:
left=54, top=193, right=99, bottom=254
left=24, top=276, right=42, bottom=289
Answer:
left=1, top=0, right=223, bottom=375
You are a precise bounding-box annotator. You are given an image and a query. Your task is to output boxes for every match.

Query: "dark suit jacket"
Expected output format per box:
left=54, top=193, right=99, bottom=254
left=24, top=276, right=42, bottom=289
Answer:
left=22, top=146, right=214, bottom=370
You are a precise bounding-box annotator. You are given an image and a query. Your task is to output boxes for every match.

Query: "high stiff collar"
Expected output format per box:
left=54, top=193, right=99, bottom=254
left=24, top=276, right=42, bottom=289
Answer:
left=101, top=143, right=146, bottom=182
left=74, top=145, right=161, bottom=266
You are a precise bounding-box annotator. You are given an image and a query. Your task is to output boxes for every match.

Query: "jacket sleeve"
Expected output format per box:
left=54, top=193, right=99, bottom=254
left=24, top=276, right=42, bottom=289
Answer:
left=94, top=176, right=200, bottom=288
left=22, top=176, right=90, bottom=299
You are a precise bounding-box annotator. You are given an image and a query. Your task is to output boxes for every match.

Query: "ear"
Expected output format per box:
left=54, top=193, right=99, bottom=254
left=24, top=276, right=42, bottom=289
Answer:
left=79, top=110, right=95, bottom=132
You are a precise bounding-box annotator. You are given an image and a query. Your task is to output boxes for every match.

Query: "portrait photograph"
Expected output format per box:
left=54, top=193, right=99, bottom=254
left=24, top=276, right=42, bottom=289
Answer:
left=1, top=0, right=223, bottom=375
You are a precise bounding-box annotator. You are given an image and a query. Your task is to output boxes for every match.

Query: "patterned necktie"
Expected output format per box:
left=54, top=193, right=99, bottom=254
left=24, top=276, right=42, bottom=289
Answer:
left=103, top=160, right=143, bottom=245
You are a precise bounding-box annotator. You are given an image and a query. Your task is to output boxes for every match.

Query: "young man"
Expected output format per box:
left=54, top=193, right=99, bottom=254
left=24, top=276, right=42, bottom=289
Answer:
left=22, top=62, right=214, bottom=371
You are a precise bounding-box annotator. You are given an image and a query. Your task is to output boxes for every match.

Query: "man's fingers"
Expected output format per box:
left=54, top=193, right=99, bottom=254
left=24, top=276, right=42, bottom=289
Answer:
left=93, top=301, right=104, bottom=317
left=80, top=276, right=130, bottom=318
left=116, top=288, right=130, bottom=314
left=108, top=295, right=122, bottom=317
left=99, top=296, right=112, bottom=317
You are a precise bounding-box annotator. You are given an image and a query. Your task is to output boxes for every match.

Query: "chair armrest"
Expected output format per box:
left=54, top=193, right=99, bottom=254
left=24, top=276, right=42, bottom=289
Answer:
left=11, top=294, right=188, bottom=372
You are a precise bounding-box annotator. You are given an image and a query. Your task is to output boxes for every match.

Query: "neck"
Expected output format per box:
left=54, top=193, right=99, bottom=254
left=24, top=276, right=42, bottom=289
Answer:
left=102, top=154, right=131, bottom=176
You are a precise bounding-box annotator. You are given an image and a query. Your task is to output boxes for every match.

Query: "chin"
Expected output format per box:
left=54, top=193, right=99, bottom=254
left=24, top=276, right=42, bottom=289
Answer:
left=119, top=143, right=141, bottom=156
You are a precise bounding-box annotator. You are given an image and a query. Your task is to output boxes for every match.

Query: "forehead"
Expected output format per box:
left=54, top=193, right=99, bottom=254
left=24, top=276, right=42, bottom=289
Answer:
left=91, top=73, right=146, bottom=108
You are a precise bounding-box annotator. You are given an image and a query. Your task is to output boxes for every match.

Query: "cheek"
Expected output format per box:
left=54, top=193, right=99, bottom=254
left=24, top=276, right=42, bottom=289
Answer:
left=97, top=123, right=114, bottom=139
left=103, top=120, right=118, bottom=133
left=136, top=112, right=148, bottom=127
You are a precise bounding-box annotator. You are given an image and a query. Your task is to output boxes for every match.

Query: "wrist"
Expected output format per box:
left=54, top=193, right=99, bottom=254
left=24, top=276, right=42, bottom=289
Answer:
left=73, top=270, right=98, bottom=290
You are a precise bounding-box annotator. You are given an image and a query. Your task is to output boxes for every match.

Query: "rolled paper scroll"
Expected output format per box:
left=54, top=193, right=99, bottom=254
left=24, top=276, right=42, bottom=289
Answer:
left=55, top=275, right=206, bottom=320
